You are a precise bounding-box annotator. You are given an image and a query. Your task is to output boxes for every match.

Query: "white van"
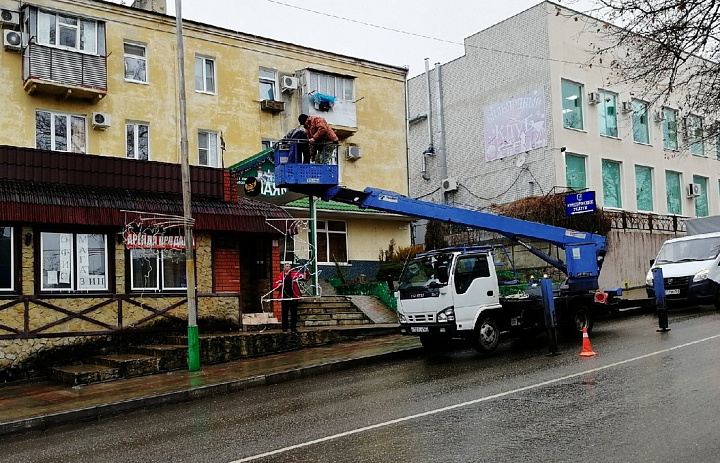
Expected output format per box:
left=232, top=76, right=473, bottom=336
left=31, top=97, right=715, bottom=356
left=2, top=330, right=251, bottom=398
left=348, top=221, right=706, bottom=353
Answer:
left=646, top=218, right=720, bottom=308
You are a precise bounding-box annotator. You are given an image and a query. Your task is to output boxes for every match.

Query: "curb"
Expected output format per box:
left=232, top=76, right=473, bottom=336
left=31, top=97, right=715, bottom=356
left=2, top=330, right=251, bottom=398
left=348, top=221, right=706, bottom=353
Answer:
left=0, top=345, right=423, bottom=437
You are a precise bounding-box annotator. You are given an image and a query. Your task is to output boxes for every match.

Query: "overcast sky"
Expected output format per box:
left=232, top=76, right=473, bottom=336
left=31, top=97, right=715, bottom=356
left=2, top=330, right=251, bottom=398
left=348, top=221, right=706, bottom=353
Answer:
left=123, top=0, right=596, bottom=78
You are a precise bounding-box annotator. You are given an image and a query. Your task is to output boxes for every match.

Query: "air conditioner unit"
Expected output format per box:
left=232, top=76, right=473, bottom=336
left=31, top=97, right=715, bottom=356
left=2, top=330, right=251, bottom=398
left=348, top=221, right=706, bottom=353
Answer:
left=0, top=9, right=20, bottom=27
left=441, top=177, right=458, bottom=193
left=346, top=145, right=362, bottom=161
left=588, top=92, right=600, bottom=104
left=281, top=75, right=298, bottom=92
left=621, top=101, right=633, bottom=113
left=653, top=110, right=666, bottom=123
left=3, top=30, right=23, bottom=51
left=92, top=112, right=111, bottom=130
left=260, top=99, right=285, bottom=112
left=686, top=183, right=701, bottom=198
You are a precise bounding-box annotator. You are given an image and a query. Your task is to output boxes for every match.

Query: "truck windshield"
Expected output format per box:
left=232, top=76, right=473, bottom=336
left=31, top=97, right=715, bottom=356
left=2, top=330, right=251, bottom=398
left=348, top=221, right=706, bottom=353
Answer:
left=655, top=236, right=720, bottom=264
left=398, top=253, right=453, bottom=289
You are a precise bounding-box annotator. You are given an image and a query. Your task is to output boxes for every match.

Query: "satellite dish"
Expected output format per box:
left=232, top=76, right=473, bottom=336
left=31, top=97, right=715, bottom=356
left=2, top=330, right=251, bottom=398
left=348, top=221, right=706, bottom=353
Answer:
left=515, top=154, right=526, bottom=168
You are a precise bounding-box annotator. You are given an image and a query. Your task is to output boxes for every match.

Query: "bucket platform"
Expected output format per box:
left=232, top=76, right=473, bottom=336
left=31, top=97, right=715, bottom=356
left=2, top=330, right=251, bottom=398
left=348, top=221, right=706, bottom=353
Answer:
left=274, top=141, right=339, bottom=195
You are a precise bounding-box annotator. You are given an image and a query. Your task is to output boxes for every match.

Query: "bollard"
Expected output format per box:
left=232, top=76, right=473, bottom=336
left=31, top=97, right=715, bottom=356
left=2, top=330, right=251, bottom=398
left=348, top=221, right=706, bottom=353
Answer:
left=541, top=278, right=559, bottom=355
left=652, top=267, right=670, bottom=332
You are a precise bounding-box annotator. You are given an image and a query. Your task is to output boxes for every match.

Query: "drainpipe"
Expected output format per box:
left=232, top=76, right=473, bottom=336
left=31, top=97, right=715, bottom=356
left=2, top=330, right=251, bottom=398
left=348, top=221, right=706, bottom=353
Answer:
left=435, top=62, right=448, bottom=202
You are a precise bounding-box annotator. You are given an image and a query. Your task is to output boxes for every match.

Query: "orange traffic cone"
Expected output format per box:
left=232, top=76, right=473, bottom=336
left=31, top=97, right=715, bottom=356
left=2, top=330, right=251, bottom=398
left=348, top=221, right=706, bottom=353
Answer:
left=578, top=327, right=597, bottom=357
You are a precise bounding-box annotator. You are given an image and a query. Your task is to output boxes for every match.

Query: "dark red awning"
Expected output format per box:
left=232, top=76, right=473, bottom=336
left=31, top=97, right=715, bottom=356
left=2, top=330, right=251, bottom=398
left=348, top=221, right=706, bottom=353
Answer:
left=0, top=180, right=293, bottom=234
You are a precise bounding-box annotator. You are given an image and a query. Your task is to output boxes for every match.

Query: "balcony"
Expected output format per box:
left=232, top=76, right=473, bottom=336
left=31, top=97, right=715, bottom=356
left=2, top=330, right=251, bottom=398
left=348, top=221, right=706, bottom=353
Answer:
left=22, top=42, right=107, bottom=103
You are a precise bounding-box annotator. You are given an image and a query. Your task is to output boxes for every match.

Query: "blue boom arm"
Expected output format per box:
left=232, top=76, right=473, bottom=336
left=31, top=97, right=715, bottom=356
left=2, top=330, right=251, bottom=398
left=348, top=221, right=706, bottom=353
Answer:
left=322, top=186, right=607, bottom=292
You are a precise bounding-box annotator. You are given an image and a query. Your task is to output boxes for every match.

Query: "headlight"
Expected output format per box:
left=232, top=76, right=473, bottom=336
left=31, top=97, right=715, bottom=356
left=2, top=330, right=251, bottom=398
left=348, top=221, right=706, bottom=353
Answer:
left=436, top=306, right=455, bottom=323
left=397, top=312, right=407, bottom=323
left=693, top=269, right=710, bottom=282
left=646, top=271, right=653, bottom=286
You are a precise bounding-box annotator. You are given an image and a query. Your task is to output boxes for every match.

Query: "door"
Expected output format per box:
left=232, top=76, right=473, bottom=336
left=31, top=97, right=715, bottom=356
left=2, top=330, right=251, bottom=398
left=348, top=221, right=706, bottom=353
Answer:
left=452, top=253, right=500, bottom=330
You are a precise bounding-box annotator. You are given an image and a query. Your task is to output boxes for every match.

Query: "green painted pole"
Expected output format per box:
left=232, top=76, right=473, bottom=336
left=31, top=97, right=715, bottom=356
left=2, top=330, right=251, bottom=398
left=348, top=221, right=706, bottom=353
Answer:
left=309, top=194, right=318, bottom=296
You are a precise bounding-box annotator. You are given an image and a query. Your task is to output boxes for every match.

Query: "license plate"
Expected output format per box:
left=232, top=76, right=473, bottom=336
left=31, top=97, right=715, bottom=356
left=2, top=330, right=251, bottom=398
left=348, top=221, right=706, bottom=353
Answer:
left=665, top=289, right=680, bottom=295
left=410, top=326, right=429, bottom=333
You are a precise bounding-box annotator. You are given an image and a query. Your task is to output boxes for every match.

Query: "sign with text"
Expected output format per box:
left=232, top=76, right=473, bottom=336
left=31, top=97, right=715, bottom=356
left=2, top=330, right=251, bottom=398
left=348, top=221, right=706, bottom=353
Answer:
left=565, top=191, right=596, bottom=216
left=484, top=88, right=547, bottom=162
left=124, top=232, right=196, bottom=249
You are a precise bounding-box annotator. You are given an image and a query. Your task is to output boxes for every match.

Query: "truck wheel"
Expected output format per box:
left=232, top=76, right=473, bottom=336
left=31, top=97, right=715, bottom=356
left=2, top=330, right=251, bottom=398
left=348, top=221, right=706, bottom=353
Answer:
left=714, top=289, right=720, bottom=311
left=473, top=316, right=500, bottom=354
left=420, top=335, right=450, bottom=352
left=558, top=305, right=593, bottom=340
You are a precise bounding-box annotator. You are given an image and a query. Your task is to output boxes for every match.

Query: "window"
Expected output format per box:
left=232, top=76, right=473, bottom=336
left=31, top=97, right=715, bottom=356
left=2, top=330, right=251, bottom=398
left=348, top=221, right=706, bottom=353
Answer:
left=198, top=131, right=220, bottom=167
left=35, top=111, right=86, bottom=153
left=694, top=175, right=709, bottom=217
left=194, top=56, right=216, bottom=93
left=635, top=165, right=654, bottom=212
left=632, top=100, right=649, bottom=144
left=259, top=68, right=277, bottom=101
left=662, top=108, right=678, bottom=150
left=454, top=254, right=491, bottom=295
left=126, top=122, right=149, bottom=160
left=565, top=154, right=587, bottom=190
left=130, top=249, right=187, bottom=291
left=317, top=220, right=347, bottom=263
left=598, top=91, right=618, bottom=137
left=261, top=139, right=278, bottom=151
left=41, top=232, right=108, bottom=292
left=0, top=227, right=13, bottom=291
left=561, top=80, right=584, bottom=130
left=666, top=171, right=682, bottom=215
left=124, top=42, right=147, bottom=83
left=688, top=115, right=704, bottom=156
left=602, top=160, right=622, bottom=208
left=38, top=10, right=98, bottom=54
left=308, top=72, right=354, bottom=102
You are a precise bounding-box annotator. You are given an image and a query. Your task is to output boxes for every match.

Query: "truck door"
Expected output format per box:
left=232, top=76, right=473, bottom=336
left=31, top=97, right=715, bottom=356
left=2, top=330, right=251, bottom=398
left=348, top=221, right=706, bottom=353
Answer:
left=452, top=254, right=500, bottom=330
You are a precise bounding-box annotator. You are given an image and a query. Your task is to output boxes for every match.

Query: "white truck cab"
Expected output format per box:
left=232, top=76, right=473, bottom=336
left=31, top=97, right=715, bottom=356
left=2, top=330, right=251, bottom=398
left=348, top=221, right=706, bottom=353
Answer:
left=646, top=231, right=720, bottom=308
left=396, top=248, right=504, bottom=352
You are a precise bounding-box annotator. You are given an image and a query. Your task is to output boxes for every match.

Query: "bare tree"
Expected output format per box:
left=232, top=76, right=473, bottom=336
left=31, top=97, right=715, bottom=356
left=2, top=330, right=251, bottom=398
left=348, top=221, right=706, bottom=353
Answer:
left=583, top=0, right=720, bottom=140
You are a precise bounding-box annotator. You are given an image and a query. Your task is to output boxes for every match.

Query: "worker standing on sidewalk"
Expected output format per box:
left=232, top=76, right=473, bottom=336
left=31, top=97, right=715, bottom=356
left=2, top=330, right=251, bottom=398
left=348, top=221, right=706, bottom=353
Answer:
left=274, top=263, right=308, bottom=332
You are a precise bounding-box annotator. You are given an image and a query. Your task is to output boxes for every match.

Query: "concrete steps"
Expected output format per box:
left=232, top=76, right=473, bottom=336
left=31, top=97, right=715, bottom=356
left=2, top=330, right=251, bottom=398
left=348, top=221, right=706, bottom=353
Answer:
left=298, top=296, right=372, bottom=327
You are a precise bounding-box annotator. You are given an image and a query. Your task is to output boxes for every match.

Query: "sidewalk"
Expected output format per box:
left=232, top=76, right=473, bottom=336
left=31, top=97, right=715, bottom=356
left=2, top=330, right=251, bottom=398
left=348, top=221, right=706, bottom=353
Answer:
left=0, top=333, right=422, bottom=437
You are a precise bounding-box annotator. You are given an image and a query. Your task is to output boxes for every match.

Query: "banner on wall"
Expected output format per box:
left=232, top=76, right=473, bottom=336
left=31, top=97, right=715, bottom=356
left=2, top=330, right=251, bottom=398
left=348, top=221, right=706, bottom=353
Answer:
left=483, top=88, right=547, bottom=162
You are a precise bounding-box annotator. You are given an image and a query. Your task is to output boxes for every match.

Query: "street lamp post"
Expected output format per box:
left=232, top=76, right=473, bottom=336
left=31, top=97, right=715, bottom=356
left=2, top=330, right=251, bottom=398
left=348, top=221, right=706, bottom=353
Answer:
left=175, top=0, right=200, bottom=371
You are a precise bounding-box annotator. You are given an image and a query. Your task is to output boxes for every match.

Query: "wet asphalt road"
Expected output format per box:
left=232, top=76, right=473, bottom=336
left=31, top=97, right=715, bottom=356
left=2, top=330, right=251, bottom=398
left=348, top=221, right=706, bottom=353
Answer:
left=3, top=306, right=720, bottom=463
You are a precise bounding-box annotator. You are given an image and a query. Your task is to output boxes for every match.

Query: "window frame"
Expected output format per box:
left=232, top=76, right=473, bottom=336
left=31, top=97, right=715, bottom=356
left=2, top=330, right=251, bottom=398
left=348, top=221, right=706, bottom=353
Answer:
left=665, top=170, right=682, bottom=215
left=694, top=175, right=709, bottom=217
left=0, top=226, right=15, bottom=292
left=129, top=248, right=188, bottom=292
left=602, top=159, right=623, bottom=209
left=307, top=72, right=354, bottom=102
left=662, top=107, right=679, bottom=151
left=316, top=220, right=348, bottom=264
left=688, top=115, right=705, bottom=157
left=37, top=10, right=99, bottom=54
left=259, top=68, right=278, bottom=101
left=598, top=91, right=619, bottom=138
left=39, top=231, right=110, bottom=293
left=561, top=80, right=584, bottom=131
left=631, top=99, right=650, bottom=145
left=123, top=41, right=148, bottom=84
left=194, top=55, right=217, bottom=94
left=634, top=164, right=654, bottom=212
left=126, top=121, right=150, bottom=160
left=565, top=153, right=587, bottom=190
left=198, top=130, right=220, bottom=167
left=35, top=110, right=87, bottom=154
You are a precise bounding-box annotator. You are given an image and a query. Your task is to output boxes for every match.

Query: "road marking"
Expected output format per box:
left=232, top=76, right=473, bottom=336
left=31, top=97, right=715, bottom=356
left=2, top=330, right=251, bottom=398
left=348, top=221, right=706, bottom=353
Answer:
left=229, top=333, right=720, bottom=462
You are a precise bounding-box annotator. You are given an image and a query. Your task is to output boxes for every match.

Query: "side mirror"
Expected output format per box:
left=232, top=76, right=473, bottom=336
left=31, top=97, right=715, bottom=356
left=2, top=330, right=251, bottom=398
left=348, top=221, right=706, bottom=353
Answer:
left=649, top=259, right=655, bottom=266
left=436, top=265, right=449, bottom=284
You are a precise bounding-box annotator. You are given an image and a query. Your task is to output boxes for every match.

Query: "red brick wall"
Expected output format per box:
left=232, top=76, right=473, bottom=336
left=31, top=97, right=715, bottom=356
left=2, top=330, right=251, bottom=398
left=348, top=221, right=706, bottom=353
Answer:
left=214, top=246, right=241, bottom=292
left=223, top=170, right=239, bottom=203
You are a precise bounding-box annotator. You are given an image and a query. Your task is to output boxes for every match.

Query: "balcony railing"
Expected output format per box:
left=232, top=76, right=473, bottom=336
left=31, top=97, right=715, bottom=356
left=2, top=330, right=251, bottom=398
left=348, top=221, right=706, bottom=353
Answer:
left=22, top=42, right=107, bottom=101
